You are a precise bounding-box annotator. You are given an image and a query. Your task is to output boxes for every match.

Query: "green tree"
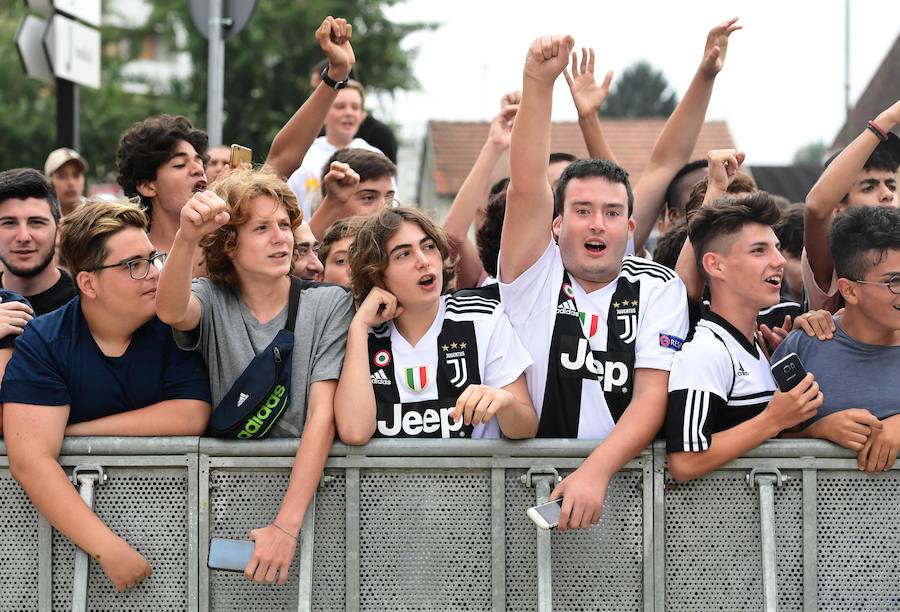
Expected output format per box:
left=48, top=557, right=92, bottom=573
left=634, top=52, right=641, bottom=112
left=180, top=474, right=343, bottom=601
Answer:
left=602, top=61, right=678, bottom=118
left=793, top=141, right=826, bottom=165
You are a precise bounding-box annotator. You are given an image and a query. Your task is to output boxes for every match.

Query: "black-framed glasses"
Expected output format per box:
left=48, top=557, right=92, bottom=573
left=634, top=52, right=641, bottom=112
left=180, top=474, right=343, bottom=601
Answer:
left=853, top=275, right=900, bottom=295
left=88, top=252, right=167, bottom=280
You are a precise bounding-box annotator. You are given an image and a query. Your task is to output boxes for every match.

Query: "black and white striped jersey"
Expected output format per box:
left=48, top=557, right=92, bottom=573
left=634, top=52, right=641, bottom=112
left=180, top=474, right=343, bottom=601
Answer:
left=665, top=311, right=776, bottom=453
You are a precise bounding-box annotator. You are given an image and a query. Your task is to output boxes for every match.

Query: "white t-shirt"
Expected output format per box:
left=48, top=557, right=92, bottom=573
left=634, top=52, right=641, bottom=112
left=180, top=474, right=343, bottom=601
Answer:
left=370, top=291, right=533, bottom=439
left=498, top=240, right=689, bottom=439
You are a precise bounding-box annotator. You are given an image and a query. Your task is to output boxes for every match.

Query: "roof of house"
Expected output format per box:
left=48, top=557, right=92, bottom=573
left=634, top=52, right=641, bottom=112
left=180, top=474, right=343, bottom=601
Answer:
left=747, top=165, right=822, bottom=203
left=425, top=119, right=736, bottom=196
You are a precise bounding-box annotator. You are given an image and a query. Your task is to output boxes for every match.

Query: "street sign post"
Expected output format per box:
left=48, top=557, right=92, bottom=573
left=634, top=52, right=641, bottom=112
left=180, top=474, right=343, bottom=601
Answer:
left=43, top=13, right=101, bottom=89
left=51, top=0, right=101, bottom=28
left=15, top=14, right=53, bottom=83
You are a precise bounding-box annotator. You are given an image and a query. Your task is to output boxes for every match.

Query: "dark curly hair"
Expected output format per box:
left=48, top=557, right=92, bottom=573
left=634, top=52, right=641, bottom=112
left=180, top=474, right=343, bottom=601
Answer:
left=348, top=207, right=455, bottom=305
left=203, top=168, right=302, bottom=287
left=830, top=205, right=900, bottom=281
left=116, top=115, right=208, bottom=209
left=476, top=183, right=508, bottom=278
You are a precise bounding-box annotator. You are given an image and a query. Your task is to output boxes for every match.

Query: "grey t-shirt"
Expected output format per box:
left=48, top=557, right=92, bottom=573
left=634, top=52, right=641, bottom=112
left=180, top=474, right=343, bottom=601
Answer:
left=174, top=278, right=353, bottom=438
left=772, top=318, right=900, bottom=422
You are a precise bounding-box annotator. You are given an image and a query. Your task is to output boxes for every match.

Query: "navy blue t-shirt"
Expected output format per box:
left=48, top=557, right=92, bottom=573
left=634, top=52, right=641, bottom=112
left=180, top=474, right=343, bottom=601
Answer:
left=0, top=298, right=211, bottom=424
left=0, top=289, right=31, bottom=350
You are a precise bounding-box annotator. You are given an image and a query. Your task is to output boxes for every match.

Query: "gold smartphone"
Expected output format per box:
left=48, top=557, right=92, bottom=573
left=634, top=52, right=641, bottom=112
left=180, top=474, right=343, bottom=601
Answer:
left=229, top=144, right=252, bottom=168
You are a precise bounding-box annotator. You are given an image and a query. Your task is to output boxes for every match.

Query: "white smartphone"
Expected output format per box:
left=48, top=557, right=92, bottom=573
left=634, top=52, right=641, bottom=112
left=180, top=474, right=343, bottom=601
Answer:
left=526, top=498, right=563, bottom=530
left=208, top=538, right=255, bottom=572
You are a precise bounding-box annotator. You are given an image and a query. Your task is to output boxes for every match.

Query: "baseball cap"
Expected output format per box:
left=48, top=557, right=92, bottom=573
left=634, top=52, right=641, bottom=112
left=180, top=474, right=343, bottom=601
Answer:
left=44, top=148, right=88, bottom=177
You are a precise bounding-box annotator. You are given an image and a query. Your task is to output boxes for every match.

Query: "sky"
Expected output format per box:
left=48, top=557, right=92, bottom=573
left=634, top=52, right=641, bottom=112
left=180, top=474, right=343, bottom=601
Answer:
left=378, top=0, right=899, bottom=165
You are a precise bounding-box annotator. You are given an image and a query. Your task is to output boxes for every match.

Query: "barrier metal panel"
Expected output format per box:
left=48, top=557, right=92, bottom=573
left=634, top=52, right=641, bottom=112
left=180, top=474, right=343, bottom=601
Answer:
left=0, top=466, right=41, bottom=611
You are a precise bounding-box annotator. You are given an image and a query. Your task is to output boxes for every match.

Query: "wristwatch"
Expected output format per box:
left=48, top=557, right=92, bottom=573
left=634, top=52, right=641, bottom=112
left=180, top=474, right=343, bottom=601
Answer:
left=320, top=64, right=348, bottom=90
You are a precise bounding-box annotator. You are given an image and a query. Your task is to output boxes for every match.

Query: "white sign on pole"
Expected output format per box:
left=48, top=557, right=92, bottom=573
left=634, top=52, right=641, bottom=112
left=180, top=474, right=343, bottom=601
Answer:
left=43, top=14, right=101, bottom=89
left=23, top=0, right=53, bottom=15
left=15, top=14, right=53, bottom=83
left=51, top=0, right=101, bottom=28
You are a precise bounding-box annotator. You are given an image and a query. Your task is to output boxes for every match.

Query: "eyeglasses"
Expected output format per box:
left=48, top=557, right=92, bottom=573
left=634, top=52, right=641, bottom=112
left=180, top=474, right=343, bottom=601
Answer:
left=853, top=275, right=900, bottom=295
left=88, top=252, right=167, bottom=280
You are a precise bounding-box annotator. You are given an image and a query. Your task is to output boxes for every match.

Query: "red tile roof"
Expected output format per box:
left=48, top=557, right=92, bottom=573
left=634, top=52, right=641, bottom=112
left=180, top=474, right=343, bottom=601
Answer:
left=427, top=119, right=735, bottom=196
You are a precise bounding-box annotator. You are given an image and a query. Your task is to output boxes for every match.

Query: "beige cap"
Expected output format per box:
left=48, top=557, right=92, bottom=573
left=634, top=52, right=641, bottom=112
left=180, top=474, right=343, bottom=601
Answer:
left=44, top=148, right=88, bottom=177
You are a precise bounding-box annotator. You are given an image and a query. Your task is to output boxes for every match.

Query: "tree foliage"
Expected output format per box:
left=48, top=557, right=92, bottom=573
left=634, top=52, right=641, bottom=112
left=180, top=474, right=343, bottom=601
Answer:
left=602, top=61, right=678, bottom=119
left=793, top=141, right=826, bottom=165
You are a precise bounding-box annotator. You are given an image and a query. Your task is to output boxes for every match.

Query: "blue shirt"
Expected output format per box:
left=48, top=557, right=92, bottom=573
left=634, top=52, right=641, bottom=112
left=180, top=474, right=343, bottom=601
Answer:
left=772, top=318, right=900, bottom=422
left=0, top=289, right=31, bottom=350
left=0, top=298, right=211, bottom=424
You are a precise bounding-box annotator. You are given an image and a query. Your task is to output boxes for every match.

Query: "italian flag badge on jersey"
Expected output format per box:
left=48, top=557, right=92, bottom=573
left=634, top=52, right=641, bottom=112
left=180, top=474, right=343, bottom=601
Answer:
left=579, top=311, right=600, bottom=338
left=404, top=366, right=428, bottom=392
left=373, top=350, right=391, bottom=367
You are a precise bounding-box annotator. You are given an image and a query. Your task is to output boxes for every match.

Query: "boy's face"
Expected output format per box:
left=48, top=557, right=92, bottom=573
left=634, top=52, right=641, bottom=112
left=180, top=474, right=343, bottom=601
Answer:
left=844, top=169, right=897, bottom=209
left=343, top=175, right=395, bottom=218
left=708, top=222, right=785, bottom=311
left=845, top=248, right=900, bottom=332
left=323, top=236, right=353, bottom=287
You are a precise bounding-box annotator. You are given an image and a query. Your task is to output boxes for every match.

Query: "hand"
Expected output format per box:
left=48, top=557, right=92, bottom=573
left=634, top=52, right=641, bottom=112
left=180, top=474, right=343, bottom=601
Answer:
left=500, top=90, right=521, bottom=109
left=807, top=408, right=882, bottom=451
left=321, top=161, right=360, bottom=207
left=549, top=463, right=608, bottom=532
left=706, top=148, right=746, bottom=196
left=95, top=537, right=152, bottom=592
left=450, top=384, right=515, bottom=426
left=246, top=523, right=298, bottom=585
left=564, top=47, right=613, bottom=118
left=316, top=16, right=355, bottom=81
left=178, top=190, right=230, bottom=245
left=758, top=315, right=792, bottom=352
left=523, top=35, right=575, bottom=84
left=764, top=373, right=822, bottom=432
left=794, top=310, right=836, bottom=340
left=857, top=414, right=900, bottom=473
left=0, top=300, right=34, bottom=338
left=699, top=17, right=742, bottom=78
left=353, top=286, right=403, bottom=328
left=486, top=104, right=518, bottom=151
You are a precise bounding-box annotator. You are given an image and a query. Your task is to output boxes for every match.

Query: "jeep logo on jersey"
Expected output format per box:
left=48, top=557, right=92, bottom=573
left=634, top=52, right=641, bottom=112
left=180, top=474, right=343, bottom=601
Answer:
left=441, top=341, right=469, bottom=388
left=559, top=337, right=630, bottom=392
left=377, top=403, right=466, bottom=438
left=613, top=299, right=639, bottom=344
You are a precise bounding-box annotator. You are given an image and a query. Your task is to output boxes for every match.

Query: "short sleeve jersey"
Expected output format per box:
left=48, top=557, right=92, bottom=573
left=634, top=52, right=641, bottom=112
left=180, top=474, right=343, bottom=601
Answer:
left=499, top=240, right=690, bottom=439
left=0, top=289, right=31, bottom=349
left=0, top=298, right=211, bottom=424
left=174, top=278, right=353, bottom=438
left=665, top=312, right=776, bottom=453
left=369, top=289, right=533, bottom=439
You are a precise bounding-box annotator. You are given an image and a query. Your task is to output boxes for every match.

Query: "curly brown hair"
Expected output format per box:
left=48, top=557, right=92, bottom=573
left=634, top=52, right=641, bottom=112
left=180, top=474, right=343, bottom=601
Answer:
left=203, top=167, right=302, bottom=287
left=348, top=207, right=455, bottom=304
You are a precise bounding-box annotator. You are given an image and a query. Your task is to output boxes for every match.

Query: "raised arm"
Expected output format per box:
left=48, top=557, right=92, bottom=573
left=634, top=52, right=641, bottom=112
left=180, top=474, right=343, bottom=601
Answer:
left=500, top=35, right=574, bottom=282
left=157, top=191, right=230, bottom=330
left=804, top=100, right=900, bottom=289
left=4, top=404, right=152, bottom=591
left=308, top=161, right=360, bottom=240
left=564, top=48, right=615, bottom=161
left=264, top=17, right=355, bottom=179
left=631, top=18, right=741, bottom=253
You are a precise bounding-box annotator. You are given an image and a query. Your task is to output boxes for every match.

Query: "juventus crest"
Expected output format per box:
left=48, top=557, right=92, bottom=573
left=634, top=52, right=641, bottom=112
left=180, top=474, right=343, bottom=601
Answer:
left=441, top=341, right=469, bottom=388
left=613, top=299, right=639, bottom=344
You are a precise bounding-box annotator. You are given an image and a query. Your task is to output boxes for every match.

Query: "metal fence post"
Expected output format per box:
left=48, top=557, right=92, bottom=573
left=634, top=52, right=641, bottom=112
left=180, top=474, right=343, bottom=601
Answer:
left=522, top=467, right=559, bottom=612
left=749, top=467, right=784, bottom=612
left=70, top=464, right=107, bottom=612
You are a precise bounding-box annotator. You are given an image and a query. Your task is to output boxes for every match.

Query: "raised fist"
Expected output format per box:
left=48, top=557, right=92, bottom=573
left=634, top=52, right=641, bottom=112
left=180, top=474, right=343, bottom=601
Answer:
left=524, top=35, right=575, bottom=84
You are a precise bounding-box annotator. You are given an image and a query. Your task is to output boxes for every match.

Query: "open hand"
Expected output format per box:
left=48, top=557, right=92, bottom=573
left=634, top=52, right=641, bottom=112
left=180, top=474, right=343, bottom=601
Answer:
left=700, top=17, right=742, bottom=78
left=487, top=104, right=518, bottom=151
left=564, top=47, right=613, bottom=118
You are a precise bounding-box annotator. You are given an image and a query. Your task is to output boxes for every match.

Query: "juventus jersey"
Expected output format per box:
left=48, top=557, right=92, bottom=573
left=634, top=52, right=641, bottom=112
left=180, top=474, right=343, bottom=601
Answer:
left=368, top=288, right=532, bottom=439
left=665, top=312, right=777, bottom=453
left=499, top=240, right=690, bottom=439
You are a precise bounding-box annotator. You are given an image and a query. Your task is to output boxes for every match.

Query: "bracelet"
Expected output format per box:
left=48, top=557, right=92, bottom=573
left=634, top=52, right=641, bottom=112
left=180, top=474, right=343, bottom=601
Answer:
left=272, top=522, right=298, bottom=541
left=867, top=120, right=889, bottom=142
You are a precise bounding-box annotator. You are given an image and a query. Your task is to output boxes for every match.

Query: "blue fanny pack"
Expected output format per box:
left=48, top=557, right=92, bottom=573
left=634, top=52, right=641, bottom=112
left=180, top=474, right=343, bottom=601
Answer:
left=210, top=277, right=301, bottom=439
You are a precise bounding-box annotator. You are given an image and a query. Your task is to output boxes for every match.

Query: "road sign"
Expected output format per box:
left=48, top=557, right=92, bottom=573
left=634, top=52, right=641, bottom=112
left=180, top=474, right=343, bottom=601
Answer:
left=43, top=13, right=101, bottom=89
left=15, top=14, right=53, bottom=83
left=23, top=0, right=53, bottom=15
left=189, top=0, right=258, bottom=41
left=52, top=0, right=101, bottom=27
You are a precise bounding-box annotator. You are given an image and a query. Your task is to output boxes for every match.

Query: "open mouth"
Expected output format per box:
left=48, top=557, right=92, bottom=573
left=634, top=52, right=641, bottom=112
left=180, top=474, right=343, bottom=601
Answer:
left=192, top=180, right=208, bottom=193
left=269, top=251, right=289, bottom=261
left=584, top=240, right=607, bottom=254
left=418, top=274, right=436, bottom=289
left=764, top=275, right=782, bottom=288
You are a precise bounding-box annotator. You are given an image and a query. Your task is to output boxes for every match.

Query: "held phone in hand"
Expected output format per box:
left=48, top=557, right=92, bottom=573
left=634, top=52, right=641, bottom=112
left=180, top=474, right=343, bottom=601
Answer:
left=208, top=538, right=255, bottom=572
left=229, top=144, right=252, bottom=168
left=527, top=498, right=563, bottom=530
left=770, top=352, right=808, bottom=392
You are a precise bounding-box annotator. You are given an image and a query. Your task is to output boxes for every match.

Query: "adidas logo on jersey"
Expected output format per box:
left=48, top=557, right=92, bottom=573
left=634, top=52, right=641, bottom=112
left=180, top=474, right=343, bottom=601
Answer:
left=560, top=337, right=630, bottom=392
left=377, top=403, right=465, bottom=438
left=557, top=299, right=578, bottom=316
left=371, top=369, right=392, bottom=385
left=237, top=392, right=249, bottom=407
left=736, top=363, right=749, bottom=377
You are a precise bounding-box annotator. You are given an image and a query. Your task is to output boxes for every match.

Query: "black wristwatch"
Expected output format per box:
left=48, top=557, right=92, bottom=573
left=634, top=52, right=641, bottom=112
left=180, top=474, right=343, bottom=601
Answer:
left=320, top=64, right=348, bottom=90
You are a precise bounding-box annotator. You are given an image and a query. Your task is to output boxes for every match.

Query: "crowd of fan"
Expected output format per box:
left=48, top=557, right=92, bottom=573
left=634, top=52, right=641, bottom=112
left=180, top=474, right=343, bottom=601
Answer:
left=0, top=15, right=898, bottom=592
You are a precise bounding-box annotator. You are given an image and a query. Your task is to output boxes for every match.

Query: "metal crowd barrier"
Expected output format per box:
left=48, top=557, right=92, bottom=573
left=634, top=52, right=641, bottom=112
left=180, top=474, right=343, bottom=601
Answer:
left=1, top=437, right=899, bottom=611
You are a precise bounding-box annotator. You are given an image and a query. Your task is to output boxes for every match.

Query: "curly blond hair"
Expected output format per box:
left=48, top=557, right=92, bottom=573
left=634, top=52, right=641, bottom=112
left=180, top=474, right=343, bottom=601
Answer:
left=203, top=167, right=302, bottom=287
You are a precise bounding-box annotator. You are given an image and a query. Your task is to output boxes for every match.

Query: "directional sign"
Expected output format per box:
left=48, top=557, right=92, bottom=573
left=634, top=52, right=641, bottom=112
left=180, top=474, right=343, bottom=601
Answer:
left=189, top=0, right=258, bottom=41
left=52, top=0, right=101, bottom=27
left=43, top=13, right=101, bottom=89
left=23, top=0, right=53, bottom=15
left=15, top=14, right=53, bottom=83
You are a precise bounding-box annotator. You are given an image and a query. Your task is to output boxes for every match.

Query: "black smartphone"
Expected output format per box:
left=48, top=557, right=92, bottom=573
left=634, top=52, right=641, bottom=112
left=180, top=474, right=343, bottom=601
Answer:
left=208, top=538, right=255, bottom=572
left=770, top=352, right=808, bottom=392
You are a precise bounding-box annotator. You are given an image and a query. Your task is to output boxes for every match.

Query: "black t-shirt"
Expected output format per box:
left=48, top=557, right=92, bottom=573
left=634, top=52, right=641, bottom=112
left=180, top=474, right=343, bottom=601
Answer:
left=0, top=269, right=77, bottom=316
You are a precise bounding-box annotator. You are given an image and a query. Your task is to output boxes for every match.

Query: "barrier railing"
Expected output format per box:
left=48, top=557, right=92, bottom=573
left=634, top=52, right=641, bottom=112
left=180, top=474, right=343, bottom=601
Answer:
left=1, top=438, right=897, bottom=611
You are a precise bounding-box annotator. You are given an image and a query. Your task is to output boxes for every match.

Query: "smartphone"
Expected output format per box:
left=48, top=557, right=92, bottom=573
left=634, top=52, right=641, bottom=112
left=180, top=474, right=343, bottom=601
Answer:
left=527, top=498, right=563, bottom=530
left=229, top=144, right=252, bottom=168
left=770, top=352, right=808, bottom=392
left=208, top=538, right=255, bottom=572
